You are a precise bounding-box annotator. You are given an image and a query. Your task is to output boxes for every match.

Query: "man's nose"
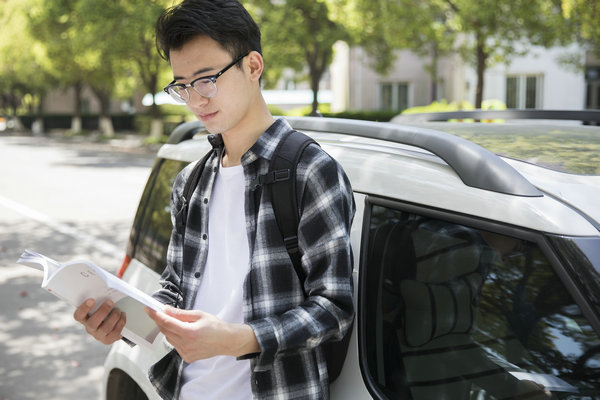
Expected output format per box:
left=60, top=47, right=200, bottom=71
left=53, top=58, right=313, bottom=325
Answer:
left=187, top=89, right=210, bottom=108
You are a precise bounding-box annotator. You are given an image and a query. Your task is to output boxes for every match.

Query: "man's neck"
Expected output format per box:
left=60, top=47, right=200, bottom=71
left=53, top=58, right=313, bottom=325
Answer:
left=221, top=102, right=274, bottom=167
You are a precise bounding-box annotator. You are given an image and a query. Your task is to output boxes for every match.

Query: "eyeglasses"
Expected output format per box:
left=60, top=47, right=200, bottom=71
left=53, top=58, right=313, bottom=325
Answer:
left=163, top=53, right=249, bottom=103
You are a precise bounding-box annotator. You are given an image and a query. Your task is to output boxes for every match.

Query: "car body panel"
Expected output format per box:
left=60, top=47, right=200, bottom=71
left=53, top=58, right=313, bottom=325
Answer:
left=504, top=158, right=600, bottom=227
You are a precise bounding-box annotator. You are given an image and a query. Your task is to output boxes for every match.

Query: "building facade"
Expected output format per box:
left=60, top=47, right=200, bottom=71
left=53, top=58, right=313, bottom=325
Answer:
left=331, top=41, right=600, bottom=114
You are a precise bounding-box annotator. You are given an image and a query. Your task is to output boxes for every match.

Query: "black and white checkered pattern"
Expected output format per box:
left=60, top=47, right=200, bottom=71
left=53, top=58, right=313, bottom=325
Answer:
left=150, top=118, right=355, bottom=399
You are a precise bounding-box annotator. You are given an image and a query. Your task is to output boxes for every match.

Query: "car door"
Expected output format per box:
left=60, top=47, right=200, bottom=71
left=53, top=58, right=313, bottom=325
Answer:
left=359, top=196, right=600, bottom=399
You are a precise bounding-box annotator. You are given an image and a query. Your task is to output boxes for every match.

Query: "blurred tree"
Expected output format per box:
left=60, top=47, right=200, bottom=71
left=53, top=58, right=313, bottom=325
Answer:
left=115, top=0, right=173, bottom=138
left=443, top=0, right=572, bottom=109
left=247, top=0, right=348, bottom=115
left=27, top=0, right=123, bottom=136
left=328, top=0, right=573, bottom=109
left=28, top=0, right=89, bottom=133
left=327, top=0, right=457, bottom=102
left=0, top=0, right=54, bottom=131
left=28, top=0, right=171, bottom=137
left=75, top=0, right=172, bottom=137
left=562, top=0, right=600, bottom=56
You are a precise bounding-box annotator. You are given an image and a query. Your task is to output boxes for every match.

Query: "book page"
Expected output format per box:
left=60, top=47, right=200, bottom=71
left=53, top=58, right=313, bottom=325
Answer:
left=16, top=249, right=62, bottom=286
left=47, top=262, right=164, bottom=347
left=17, top=251, right=165, bottom=348
left=115, top=297, right=162, bottom=345
left=45, top=262, right=126, bottom=314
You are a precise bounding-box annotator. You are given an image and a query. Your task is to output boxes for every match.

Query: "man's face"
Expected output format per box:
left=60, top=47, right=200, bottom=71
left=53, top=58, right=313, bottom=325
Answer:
left=169, top=35, right=253, bottom=135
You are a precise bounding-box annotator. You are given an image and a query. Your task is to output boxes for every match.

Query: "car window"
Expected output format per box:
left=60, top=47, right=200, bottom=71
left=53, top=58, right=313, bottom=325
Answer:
left=361, top=203, right=600, bottom=399
left=130, top=158, right=188, bottom=274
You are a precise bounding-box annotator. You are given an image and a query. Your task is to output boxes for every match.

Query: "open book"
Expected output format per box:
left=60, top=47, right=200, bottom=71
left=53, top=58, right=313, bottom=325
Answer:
left=17, top=249, right=165, bottom=348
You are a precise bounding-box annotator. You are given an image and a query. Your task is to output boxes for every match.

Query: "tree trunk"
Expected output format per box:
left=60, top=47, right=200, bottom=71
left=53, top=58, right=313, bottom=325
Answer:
left=306, top=45, right=329, bottom=116
left=8, top=91, right=24, bottom=131
left=475, top=34, right=488, bottom=109
left=32, top=94, right=45, bottom=136
left=150, top=118, right=163, bottom=138
left=71, top=81, right=83, bottom=134
left=310, top=71, right=321, bottom=116
left=148, top=95, right=163, bottom=138
left=430, top=45, right=439, bottom=102
left=99, top=115, right=114, bottom=137
left=92, top=88, right=114, bottom=137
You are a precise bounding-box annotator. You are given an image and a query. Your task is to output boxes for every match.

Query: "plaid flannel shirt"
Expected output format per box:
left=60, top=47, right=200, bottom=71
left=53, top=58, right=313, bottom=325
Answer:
left=149, top=118, right=356, bottom=399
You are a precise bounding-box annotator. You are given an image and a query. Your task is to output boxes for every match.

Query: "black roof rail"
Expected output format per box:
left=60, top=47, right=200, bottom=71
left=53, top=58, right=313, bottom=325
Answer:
left=166, top=120, right=206, bottom=144
left=392, top=109, right=600, bottom=123
left=286, top=116, right=543, bottom=197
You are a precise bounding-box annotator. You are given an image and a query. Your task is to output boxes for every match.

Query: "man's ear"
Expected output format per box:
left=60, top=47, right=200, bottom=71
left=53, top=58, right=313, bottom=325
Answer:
left=246, top=51, right=264, bottom=82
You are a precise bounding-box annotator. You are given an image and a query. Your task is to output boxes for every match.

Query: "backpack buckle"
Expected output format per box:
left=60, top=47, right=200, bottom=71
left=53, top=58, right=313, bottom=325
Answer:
left=272, top=169, right=291, bottom=182
left=251, top=169, right=291, bottom=189
left=283, top=235, right=299, bottom=254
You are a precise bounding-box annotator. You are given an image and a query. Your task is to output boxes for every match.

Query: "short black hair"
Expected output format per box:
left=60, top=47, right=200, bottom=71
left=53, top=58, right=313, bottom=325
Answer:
left=155, top=0, right=261, bottom=62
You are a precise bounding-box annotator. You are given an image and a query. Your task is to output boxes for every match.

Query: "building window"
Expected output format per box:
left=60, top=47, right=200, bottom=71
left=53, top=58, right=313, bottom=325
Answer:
left=380, top=83, right=409, bottom=112
left=506, top=75, right=543, bottom=109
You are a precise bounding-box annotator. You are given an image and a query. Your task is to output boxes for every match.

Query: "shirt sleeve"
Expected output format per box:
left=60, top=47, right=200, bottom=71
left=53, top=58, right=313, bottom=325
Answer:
left=247, top=145, right=356, bottom=369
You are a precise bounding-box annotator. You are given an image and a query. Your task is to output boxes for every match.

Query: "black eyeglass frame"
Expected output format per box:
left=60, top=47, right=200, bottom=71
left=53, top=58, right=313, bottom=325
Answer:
left=163, top=52, right=249, bottom=102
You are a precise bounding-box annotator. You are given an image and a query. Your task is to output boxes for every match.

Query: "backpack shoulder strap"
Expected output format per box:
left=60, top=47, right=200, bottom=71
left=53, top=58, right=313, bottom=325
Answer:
left=176, top=148, right=212, bottom=235
left=268, top=130, right=316, bottom=284
left=264, top=129, right=353, bottom=383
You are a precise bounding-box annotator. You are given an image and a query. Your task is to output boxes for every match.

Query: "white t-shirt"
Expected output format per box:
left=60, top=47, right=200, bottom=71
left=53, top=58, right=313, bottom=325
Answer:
left=180, top=162, right=252, bottom=400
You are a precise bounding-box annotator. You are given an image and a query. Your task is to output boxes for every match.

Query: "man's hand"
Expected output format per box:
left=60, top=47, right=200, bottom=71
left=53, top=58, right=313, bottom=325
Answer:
left=146, top=306, right=260, bottom=363
left=73, top=299, right=126, bottom=345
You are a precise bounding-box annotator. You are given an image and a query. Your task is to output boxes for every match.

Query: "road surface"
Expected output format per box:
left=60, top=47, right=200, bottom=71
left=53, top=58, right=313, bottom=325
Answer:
left=0, top=134, right=155, bottom=400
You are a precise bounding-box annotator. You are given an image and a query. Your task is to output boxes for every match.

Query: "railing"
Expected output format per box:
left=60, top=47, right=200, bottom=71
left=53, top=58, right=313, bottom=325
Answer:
left=168, top=116, right=543, bottom=197
left=287, top=116, right=542, bottom=197
left=391, top=109, right=600, bottom=123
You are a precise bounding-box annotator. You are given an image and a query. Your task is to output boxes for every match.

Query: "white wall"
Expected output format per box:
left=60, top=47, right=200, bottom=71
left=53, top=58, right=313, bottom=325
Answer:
left=340, top=47, right=438, bottom=111
left=332, top=42, right=587, bottom=112
left=478, top=45, right=586, bottom=109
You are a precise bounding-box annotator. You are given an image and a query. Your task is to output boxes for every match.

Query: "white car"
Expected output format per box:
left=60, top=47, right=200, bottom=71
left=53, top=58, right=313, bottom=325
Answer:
left=103, top=113, right=600, bottom=399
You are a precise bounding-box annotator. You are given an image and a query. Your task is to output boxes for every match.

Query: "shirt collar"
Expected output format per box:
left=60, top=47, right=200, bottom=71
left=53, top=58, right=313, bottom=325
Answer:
left=205, top=118, right=292, bottom=165
left=243, top=117, right=292, bottom=164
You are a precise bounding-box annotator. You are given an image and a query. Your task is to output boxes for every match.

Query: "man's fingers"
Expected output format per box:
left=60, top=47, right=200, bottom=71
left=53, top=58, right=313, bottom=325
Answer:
left=73, top=298, right=95, bottom=322
left=147, top=307, right=183, bottom=330
left=72, top=299, right=125, bottom=345
left=146, top=307, right=199, bottom=343
left=101, top=312, right=126, bottom=344
left=96, top=308, right=124, bottom=337
left=164, top=305, right=203, bottom=323
left=84, top=300, right=115, bottom=330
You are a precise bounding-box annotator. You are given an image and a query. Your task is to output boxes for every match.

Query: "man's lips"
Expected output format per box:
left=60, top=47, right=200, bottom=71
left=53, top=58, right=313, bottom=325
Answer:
left=198, top=111, right=218, bottom=121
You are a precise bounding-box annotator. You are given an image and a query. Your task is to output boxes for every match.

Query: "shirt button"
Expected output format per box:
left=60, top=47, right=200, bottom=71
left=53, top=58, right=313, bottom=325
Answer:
left=213, top=166, right=218, bottom=173
left=203, top=198, right=208, bottom=204
left=194, top=272, right=201, bottom=278
left=202, top=234, right=207, bottom=240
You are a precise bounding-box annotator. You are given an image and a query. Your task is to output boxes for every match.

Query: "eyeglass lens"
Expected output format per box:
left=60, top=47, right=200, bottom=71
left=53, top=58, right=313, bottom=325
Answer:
left=168, top=78, right=217, bottom=103
left=165, top=52, right=248, bottom=103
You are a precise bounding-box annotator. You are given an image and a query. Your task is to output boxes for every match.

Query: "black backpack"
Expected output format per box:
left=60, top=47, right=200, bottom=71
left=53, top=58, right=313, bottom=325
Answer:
left=179, top=129, right=352, bottom=383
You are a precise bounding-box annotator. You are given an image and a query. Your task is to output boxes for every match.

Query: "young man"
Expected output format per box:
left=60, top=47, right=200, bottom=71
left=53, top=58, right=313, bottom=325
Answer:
left=73, top=0, right=355, bottom=399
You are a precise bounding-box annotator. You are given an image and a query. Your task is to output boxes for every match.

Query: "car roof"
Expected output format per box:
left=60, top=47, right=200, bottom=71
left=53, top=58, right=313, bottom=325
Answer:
left=158, top=117, right=600, bottom=237
left=393, top=121, right=600, bottom=176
